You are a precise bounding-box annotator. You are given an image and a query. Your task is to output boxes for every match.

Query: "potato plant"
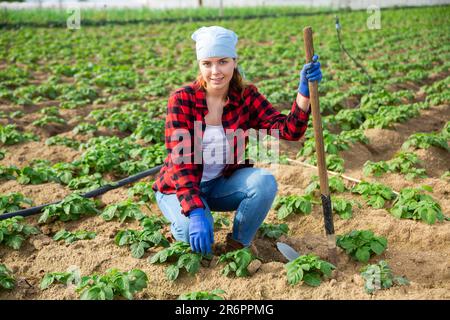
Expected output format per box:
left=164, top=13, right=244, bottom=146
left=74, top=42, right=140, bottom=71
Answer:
left=351, top=181, right=396, bottom=209
left=360, top=260, right=409, bottom=294
left=0, top=216, right=39, bottom=249
left=0, top=264, right=15, bottom=290
left=178, top=289, right=225, bottom=300
left=0, top=192, right=33, bottom=214
left=285, top=253, right=335, bottom=287
left=336, top=230, right=387, bottom=263
left=273, top=194, right=313, bottom=220
left=39, top=193, right=100, bottom=223
left=390, top=186, right=444, bottom=224
left=217, top=248, right=256, bottom=278
left=149, top=242, right=203, bottom=281
left=53, top=229, right=97, bottom=244
left=258, top=222, right=289, bottom=239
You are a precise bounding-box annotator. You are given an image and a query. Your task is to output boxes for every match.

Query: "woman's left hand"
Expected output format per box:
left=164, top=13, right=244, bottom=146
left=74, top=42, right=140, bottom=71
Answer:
left=298, top=54, right=322, bottom=98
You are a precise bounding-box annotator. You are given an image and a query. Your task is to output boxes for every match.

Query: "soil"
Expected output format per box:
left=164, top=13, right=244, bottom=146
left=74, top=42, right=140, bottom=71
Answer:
left=0, top=97, right=449, bottom=301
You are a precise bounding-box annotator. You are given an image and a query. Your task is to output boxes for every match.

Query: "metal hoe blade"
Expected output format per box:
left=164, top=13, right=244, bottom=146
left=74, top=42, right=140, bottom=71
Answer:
left=276, top=242, right=300, bottom=262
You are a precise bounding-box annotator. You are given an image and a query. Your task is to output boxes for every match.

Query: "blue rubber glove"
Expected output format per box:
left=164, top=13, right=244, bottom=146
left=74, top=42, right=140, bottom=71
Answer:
left=298, top=54, right=323, bottom=98
left=188, top=208, right=214, bottom=255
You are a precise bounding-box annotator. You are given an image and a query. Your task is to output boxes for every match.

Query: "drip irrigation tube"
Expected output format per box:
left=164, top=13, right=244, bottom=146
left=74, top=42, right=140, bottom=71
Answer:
left=0, top=164, right=163, bottom=220
left=335, top=15, right=372, bottom=107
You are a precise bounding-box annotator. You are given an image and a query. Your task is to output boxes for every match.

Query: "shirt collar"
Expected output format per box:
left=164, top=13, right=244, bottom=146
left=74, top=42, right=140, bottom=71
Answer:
left=193, top=80, right=241, bottom=109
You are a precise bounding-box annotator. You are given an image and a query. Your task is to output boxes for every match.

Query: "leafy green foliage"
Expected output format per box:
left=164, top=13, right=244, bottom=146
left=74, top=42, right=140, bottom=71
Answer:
left=0, top=264, right=15, bottom=290
left=336, top=230, right=387, bottom=263
left=402, top=132, right=449, bottom=151
left=131, top=119, right=165, bottom=143
left=217, top=248, right=256, bottom=277
left=306, top=154, right=345, bottom=173
left=273, top=194, right=313, bottom=220
left=101, top=199, right=145, bottom=222
left=258, top=222, right=289, bottom=239
left=67, top=173, right=108, bottom=193
left=212, top=212, right=230, bottom=229
left=115, top=220, right=170, bottom=259
left=390, top=186, right=444, bottom=224
left=127, top=181, right=156, bottom=203
left=32, top=115, right=66, bottom=127
left=39, top=193, right=100, bottom=223
left=0, top=124, right=39, bottom=146
left=351, top=181, right=396, bottom=208
left=305, top=175, right=347, bottom=195
left=285, top=253, right=335, bottom=286
left=0, top=192, right=33, bottom=214
left=40, top=270, right=80, bottom=290
left=76, top=269, right=148, bottom=300
left=72, top=122, right=97, bottom=135
left=0, top=165, right=19, bottom=181
left=149, top=242, right=202, bottom=281
left=332, top=197, right=359, bottom=220
left=363, top=152, right=426, bottom=180
left=178, top=289, right=225, bottom=300
left=0, top=216, right=39, bottom=249
left=360, top=260, right=409, bottom=294
left=45, top=135, right=80, bottom=149
left=53, top=229, right=96, bottom=244
left=16, top=159, right=57, bottom=185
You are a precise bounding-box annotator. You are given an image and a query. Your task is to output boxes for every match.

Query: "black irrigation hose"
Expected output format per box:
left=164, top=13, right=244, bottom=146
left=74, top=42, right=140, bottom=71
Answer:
left=0, top=164, right=163, bottom=220
left=335, top=16, right=372, bottom=107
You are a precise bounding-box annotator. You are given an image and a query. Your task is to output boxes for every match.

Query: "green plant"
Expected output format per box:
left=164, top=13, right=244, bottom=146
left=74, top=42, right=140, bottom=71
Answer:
left=332, top=197, right=359, bottom=220
left=258, top=222, right=289, bottom=239
left=363, top=152, right=426, bottom=180
left=149, top=242, right=203, bottom=281
left=115, top=226, right=170, bottom=259
left=0, top=264, right=15, bottom=290
left=32, top=115, right=66, bottom=127
left=351, top=181, right=396, bottom=208
left=127, top=181, right=156, bottom=203
left=0, top=192, right=33, bottom=214
left=360, top=260, right=409, bottom=294
left=402, top=132, right=449, bottom=151
left=39, top=193, right=100, bottom=223
left=0, top=124, right=39, bottom=145
left=0, top=216, right=39, bottom=249
left=101, top=199, right=145, bottom=222
left=212, top=212, right=230, bottom=229
left=390, top=186, right=444, bottom=224
left=73, top=122, right=97, bottom=135
left=336, top=230, right=387, bottom=263
left=217, top=248, right=256, bottom=277
left=305, top=175, right=347, bottom=195
left=273, top=194, right=313, bottom=220
left=53, top=229, right=96, bottom=244
left=40, top=270, right=80, bottom=290
left=45, top=135, right=80, bottom=149
left=76, top=269, right=148, bottom=300
left=0, top=165, right=19, bottom=181
left=16, top=160, right=57, bottom=185
left=67, top=173, right=108, bottom=192
left=285, top=253, right=335, bottom=286
left=306, top=154, right=345, bottom=173
left=178, top=289, right=225, bottom=300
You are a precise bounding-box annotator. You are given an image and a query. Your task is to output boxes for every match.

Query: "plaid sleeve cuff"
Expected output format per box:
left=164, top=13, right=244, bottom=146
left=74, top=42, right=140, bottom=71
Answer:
left=291, top=99, right=311, bottom=124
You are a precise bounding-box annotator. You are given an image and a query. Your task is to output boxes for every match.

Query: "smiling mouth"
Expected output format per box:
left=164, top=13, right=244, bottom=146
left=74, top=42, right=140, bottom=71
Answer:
left=211, top=77, right=224, bottom=81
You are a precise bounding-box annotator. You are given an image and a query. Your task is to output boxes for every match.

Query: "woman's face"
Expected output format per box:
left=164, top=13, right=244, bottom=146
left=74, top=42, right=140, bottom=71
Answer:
left=198, top=57, right=237, bottom=91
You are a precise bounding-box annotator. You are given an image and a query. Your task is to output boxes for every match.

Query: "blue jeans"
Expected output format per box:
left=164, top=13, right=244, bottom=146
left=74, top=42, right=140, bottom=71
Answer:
left=155, top=167, right=278, bottom=247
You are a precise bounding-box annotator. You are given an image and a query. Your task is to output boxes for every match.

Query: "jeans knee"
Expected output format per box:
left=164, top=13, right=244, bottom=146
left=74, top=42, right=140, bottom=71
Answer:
left=248, top=169, right=278, bottom=197
left=171, top=221, right=190, bottom=243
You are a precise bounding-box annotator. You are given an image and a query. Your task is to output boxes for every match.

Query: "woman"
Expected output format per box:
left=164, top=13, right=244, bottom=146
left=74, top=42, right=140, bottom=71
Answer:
left=152, top=26, right=322, bottom=255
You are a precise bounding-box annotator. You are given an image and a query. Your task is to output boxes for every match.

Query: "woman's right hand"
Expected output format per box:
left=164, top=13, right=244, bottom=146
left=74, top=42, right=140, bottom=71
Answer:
left=188, top=208, right=214, bottom=255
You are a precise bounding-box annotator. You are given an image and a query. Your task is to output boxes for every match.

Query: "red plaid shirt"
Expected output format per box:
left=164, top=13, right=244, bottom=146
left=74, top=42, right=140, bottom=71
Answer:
left=152, top=80, right=310, bottom=216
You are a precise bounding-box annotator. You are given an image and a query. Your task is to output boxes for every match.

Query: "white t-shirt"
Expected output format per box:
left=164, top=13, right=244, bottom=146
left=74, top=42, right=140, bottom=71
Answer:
left=201, top=124, right=231, bottom=182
